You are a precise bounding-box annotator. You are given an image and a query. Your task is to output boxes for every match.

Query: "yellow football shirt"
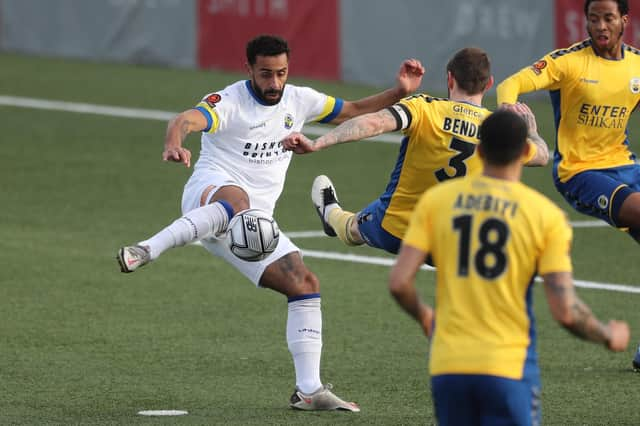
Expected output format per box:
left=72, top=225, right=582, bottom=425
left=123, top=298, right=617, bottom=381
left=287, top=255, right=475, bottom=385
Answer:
left=497, top=39, right=640, bottom=182
left=381, top=95, right=490, bottom=239
left=403, top=175, right=573, bottom=379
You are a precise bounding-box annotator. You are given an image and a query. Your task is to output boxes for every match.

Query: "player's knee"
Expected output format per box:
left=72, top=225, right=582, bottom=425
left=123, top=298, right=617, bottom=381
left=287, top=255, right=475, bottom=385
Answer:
left=300, top=269, right=320, bottom=294
left=280, top=266, right=320, bottom=296
left=284, top=266, right=320, bottom=296
left=209, top=185, right=250, bottom=213
left=616, top=191, right=640, bottom=228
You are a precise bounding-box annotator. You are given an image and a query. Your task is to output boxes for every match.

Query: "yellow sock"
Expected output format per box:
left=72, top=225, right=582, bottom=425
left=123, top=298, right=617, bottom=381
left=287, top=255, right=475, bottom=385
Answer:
left=328, top=208, right=364, bottom=246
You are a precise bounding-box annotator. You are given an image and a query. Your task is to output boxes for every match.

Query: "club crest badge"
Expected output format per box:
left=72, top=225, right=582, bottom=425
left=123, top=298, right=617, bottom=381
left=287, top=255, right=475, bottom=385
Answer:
left=205, top=93, right=221, bottom=107
left=630, top=78, right=640, bottom=94
left=284, top=113, right=294, bottom=129
left=530, top=60, right=547, bottom=75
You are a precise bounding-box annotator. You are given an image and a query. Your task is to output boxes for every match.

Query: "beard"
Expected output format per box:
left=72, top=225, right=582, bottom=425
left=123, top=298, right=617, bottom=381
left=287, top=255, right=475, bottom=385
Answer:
left=252, top=81, right=284, bottom=105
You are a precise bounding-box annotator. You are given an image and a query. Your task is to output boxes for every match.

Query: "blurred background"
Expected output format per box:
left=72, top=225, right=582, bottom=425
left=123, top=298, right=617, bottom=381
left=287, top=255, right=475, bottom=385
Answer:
left=1, top=1, right=639, bottom=424
left=3, top=0, right=640, bottom=91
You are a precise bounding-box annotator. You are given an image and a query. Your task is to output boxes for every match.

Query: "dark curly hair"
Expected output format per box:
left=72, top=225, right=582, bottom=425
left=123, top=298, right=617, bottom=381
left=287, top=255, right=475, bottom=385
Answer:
left=246, top=35, right=290, bottom=65
left=584, top=0, right=629, bottom=16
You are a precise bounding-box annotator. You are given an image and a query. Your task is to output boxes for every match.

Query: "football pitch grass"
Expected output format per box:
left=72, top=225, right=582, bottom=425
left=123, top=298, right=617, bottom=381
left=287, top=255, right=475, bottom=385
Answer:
left=1, top=53, right=639, bottom=425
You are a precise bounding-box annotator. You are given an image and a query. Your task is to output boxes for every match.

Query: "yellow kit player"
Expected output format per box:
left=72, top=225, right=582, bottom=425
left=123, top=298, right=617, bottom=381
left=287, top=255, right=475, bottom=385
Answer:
left=497, top=0, right=640, bottom=244
left=283, top=48, right=548, bottom=256
left=389, top=109, right=630, bottom=426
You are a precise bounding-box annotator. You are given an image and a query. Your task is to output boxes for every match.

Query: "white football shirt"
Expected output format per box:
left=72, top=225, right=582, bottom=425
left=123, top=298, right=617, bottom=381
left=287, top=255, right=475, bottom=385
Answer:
left=192, top=80, right=343, bottom=214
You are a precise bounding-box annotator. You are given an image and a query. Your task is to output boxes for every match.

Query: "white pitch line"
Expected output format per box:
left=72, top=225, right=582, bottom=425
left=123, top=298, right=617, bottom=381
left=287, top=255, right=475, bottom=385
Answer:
left=0, top=94, right=402, bottom=143
left=2, top=94, right=626, bottom=290
left=569, top=220, right=607, bottom=228
left=289, top=221, right=605, bottom=239
left=302, top=249, right=639, bottom=294
left=286, top=230, right=327, bottom=238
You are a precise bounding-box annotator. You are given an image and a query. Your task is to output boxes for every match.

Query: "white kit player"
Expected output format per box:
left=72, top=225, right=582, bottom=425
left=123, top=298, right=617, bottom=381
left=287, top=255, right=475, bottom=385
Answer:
left=116, top=34, right=424, bottom=411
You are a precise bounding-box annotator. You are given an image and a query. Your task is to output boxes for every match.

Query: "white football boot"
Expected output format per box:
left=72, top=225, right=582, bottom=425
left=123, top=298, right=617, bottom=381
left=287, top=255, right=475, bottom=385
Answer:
left=117, top=245, right=151, bottom=273
left=311, top=175, right=340, bottom=237
left=289, top=384, right=360, bottom=412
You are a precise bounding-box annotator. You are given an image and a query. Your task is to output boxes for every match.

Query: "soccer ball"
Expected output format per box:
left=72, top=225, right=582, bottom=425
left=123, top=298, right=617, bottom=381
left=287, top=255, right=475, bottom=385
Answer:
left=227, top=209, right=280, bottom=262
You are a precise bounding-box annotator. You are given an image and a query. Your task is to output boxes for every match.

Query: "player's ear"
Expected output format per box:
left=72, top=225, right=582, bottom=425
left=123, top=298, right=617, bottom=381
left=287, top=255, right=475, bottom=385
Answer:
left=477, top=143, right=485, bottom=160
left=245, top=62, right=253, bottom=76
left=521, top=140, right=531, bottom=160
left=447, top=71, right=455, bottom=91
left=485, top=76, right=494, bottom=92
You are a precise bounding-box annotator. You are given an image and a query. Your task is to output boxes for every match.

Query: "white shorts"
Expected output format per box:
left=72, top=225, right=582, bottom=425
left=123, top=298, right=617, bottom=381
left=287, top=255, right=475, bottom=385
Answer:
left=181, top=168, right=245, bottom=215
left=200, top=233, right=299, bottom=286
left=182, top=168, right=300, bottom=286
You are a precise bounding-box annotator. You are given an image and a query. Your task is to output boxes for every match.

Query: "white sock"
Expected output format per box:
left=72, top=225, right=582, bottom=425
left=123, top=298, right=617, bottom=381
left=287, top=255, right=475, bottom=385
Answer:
left=287, top=295, right=323, bottom=394
left=140, top=201, right=232, bottom=260
left=323, top=203, right=339, bottom=222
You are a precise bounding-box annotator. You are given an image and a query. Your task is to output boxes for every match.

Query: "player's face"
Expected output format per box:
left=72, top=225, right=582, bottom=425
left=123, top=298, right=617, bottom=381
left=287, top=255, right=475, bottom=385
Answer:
left=586, top=0, right=628, bottom=55
left=248, top=53, right=288, bottom=105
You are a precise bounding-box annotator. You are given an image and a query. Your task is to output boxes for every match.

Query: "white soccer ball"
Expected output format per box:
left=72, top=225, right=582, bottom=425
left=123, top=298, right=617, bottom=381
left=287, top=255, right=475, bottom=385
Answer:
left=227, top=209, right=280, bottom=262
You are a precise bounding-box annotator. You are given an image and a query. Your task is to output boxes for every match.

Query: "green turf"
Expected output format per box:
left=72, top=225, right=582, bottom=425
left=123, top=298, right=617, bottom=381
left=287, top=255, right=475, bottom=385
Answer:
left=1, top=53, right=639, bottom=425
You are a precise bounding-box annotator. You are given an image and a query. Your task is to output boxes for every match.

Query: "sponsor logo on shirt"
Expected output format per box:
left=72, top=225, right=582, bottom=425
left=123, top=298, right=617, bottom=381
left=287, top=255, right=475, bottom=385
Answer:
left=249, top=122, right=266, bottom=130
left=242, top=141, right=289, bottom=165
left=577, top=103, right=627, bottom=129
left=630, top=78, right=640, bottom=94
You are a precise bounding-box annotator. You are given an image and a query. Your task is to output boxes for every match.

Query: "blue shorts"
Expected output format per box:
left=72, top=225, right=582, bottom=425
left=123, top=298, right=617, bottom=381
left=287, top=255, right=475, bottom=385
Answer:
left=356, top=198, right=402, bottom=254
left=432, top=374, right=541, bottom=426
left=554, top=165, right=640, bottom=227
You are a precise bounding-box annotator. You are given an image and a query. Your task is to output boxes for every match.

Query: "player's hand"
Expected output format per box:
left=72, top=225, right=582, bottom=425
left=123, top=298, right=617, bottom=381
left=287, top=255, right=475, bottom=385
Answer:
left=605, top=320, right=630, bottom=352
left=162, top=145, right=192, bottom=167
left=500, top=102, right=538, bottom=135
left=395, top=58, right=425, bottom=96
left=282, top=132, right=318, bottom=154
left=419, top=304, right=435, bottom=338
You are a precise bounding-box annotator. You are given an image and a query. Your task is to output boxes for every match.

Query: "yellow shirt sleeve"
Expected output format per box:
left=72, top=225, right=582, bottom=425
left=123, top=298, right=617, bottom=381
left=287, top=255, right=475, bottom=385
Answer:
left=497, top=53, right=566, bottom=105
left=538, top=207, right=573, bottom=274
left=522, top=140, right=537, bottom=164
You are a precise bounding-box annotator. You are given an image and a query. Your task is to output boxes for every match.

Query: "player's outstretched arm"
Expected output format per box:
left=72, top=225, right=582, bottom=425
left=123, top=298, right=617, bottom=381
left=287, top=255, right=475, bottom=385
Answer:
left=281, top=132, right=317, bottom=154
left=500, top=102, right=549, bottom=166
left=282, top=109, right=399, bottom=154
left=542, top=271, right=630, bottom=352
left=332, top=58, right=424, bottom=124
left=162, top=109, right=208, bottom=167
left=389, top=243, right=434, bottom=338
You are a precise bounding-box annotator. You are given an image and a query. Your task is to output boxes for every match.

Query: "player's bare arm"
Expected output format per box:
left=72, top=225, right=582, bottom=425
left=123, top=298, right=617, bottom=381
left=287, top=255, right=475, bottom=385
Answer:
left=389, top=244, right=434, bottom=337
left=500, top=102, right=549, bottom=166
left=282, top=109, right=398, bottom=154
left=332, top=58, right=425, bottom=124
left=163, top=109, right=208, bottom=167
left=542, top=272, right=630, bottom=351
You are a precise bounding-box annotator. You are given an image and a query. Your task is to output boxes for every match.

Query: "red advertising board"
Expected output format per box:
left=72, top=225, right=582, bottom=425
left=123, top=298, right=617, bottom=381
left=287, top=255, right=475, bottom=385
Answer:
left=197, top=0, right=339, bottom=80
left=555, top=0, right=640, bottom=48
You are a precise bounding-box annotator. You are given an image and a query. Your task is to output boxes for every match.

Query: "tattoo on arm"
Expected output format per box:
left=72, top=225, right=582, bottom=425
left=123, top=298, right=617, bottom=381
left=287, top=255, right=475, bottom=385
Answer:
left=564, top=298, right=609, bottom=344
left=526, top=133, right=550, bottom=166
left=180, top=120, right=193, bottom=142
left=319, top=109, right=397, bottom=148
left=544, top=273, right=610, bottom=345
left=544, top=278, right=570, bottom=297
